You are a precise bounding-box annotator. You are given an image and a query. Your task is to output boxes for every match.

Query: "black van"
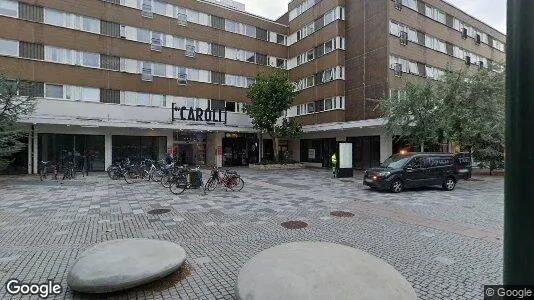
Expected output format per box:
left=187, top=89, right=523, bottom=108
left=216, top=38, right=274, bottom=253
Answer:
left=363, top=152, right=461, bottom=193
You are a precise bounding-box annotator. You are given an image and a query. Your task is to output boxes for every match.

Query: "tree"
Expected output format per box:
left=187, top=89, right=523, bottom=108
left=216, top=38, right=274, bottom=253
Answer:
left=382, top=64, right=505, bottom=173
left=381, top=80, right=446, bottom=151
left=0, top=74, right=36, bottom=171
left=244, top=71, right=300, bottom=162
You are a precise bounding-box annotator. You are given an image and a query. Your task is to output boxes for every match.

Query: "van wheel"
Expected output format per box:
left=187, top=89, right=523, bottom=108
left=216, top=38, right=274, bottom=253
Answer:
left=443, top=177, right=456, bottom=191
left=390, top=179, right=403, bottom=193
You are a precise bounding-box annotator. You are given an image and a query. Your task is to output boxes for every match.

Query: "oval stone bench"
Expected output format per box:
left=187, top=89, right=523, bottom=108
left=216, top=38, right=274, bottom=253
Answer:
left=68, top=238, right=186, bottom=293
left=237, top=242, right=417, bottom=300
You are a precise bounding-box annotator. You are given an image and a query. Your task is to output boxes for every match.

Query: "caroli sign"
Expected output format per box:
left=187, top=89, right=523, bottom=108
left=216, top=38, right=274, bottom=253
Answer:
left=171, top=103, right=227, bottom=124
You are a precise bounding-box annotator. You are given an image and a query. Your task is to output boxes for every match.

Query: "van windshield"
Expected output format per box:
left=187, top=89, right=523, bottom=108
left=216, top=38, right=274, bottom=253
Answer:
left=381, top=155, right=412, bottom=169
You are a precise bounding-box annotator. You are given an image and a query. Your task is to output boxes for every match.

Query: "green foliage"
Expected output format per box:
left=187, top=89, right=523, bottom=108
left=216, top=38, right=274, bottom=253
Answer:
left=0, top=74, right=36, bottom=171
left=245, top=71, right=300, bottom=161
left=382, top=64, right=505, bottom=170
left=275, top=118, right=303, bottom=139
left=244, top=71, right=298, bottom=136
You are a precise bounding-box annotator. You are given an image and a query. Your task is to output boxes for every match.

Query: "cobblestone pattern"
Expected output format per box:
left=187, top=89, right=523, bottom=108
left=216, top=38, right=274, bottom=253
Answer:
left=0, top=169, right=503, bottom=299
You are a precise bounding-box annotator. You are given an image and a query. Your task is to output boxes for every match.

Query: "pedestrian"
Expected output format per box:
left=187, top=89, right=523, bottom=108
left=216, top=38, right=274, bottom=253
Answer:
left=331, top=151, right=337, bottom=178
left=165, top=152, right=173, bottom=165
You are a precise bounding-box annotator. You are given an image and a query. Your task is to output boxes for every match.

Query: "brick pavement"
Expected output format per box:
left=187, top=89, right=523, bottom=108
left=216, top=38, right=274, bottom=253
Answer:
left=0, top=168, right=503, bottom=299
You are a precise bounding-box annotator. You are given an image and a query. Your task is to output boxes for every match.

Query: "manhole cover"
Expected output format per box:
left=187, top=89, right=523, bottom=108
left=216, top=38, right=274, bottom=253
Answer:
left=281, top=221, right=308, bottom=229
left=147, top=208, right=171, bottom=215
left=330, top=211, right=355, bottom=217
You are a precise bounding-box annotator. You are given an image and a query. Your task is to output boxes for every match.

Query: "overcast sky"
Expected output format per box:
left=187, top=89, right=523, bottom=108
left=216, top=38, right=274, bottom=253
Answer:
left=240, top=0, right=507, bottom=34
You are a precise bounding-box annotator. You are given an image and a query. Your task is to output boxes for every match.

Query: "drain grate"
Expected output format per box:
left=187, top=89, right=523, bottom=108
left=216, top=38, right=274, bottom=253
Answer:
left=330, top=211, right=355, bottom=217
left=147, top=208, right=171, bottom=215
left=281, top=220, right=308, bottom=229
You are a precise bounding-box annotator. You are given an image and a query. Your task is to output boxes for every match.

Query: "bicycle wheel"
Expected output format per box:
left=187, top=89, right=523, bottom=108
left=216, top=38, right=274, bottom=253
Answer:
left=161, top=175, right=172, bottom=188
left=39, top=169, right=45, bottom=181
left=152, top=170, right=163, bottom=182
left=169, top=176, right=187, bottom=195
left=204, top=178, right=218, bottom=192
left=124, top=171, right=134, bottom=184
left=229, top=177, right=244, bottom=191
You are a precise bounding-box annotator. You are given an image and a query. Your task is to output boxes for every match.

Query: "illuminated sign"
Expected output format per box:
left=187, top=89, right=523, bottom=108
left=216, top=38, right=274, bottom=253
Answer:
left=172, top=103, right=227, bottom=123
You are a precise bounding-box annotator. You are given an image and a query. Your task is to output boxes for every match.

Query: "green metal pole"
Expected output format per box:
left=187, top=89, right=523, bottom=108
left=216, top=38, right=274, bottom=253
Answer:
left=504, top=0, right=534, bottom=284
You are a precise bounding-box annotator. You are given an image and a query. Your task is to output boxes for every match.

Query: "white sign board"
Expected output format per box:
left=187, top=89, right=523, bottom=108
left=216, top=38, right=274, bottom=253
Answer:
left=339, top=143, right=352, bottom=168
left=308, top=149, right=315, bottom=160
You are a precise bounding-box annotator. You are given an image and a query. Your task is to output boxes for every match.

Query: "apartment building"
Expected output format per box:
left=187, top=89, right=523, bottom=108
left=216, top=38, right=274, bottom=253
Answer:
left=0, top=0, right=505, bottom=174
left=285, top=0, right=505, bottom=169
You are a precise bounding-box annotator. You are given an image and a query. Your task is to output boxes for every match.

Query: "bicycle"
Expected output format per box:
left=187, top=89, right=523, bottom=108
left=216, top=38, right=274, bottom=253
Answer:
left=204, top=167, right=244, bottom=193
left=62, top=162, right=76, bottom=180
left=39, top=161, right=58, bottom=181
left=169, top=166, right=203, bottom=195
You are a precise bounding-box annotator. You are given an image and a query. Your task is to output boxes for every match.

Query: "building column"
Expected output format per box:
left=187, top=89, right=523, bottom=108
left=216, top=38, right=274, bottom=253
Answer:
left=27, top=129, right=32, bottom=174
left=380, top=133, right=393, bottom=162
left=206, top=132, right=223, bottom=167
left=105, top=132, right=112, bottom=170
left=32, top=128, right=38, bottom=174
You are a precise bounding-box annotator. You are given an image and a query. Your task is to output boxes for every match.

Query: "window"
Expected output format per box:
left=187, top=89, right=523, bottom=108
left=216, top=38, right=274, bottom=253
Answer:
left=0, top=0, right=18, bottom=17
left=0, top=38, right=18, bottom=57
left=44, top=8, right=63, bottom=26
left=210, top=100, right=225, bottom=110
left=100, top=54, right=120, bottom=70
left=256, top=54, right=267, bottom=66
left=151, top=32, right=163, bottom=51
left=153, top=0, right=167, bottom=15
left=141, top=0, right=153, bottom=18
left=325, top=40, right=333, bottom=53
left=19, top=81, right=44, bottom=97
left=153, top=63, right=166, bottom=77
left=19, top=3, right=43, bottom=22
left=138, top=93, right=150, bottom=106
left=324, top=10, right=335, bottom=25
left=246, top=52, right=255, bottom=63
left=137, top=28, right=150, bottom=43
left=82, top=87, right=100, bottom=102
left=307, top=102, right=315, bottom=113
left=141, top=62, right=153, bottom=81
left=225, top=20, right=236, bottom=32
left=101, top=89, right=120, bottom=104
left=20, top=42, right=44, bottom=60
left=45, top=84, right=64, bottom=99
left=256, top=28, right=268, bottom=41
left=187, top=9, right=199, bottom=23
left=174, top=37, right=186, bottom=50
left=225, top=47, right=237, bottom=60
left=276, top=58, right=286, bottom=69
left=211, top=15, right=225, bottom=30
left=315, top=100, right=324, bottom=112
left=82, top=52, right=100, bottom=68
left=245, top=24, right=256, bottom=37
left=100, top=20, right=120, bottom=37
left=277, top=34, right=285, bottom=44
left=307, top=49, right=314, bottom=61
left=187, top=68, right=199, bottom=81
left=152, top=94, right=165, bottom=107
left=324, top=98, right=333, bottom=110
left=82, top=17, right=100, bottom=34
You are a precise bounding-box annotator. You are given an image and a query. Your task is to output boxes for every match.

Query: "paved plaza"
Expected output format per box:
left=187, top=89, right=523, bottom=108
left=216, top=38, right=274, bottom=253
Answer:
left=0, top=168, right=503, bottom=299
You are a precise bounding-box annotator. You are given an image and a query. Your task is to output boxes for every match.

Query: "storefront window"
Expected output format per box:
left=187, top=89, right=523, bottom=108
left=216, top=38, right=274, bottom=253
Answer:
left=112, top=135, right=166, bottom=163
left=38, top=134, right=105, bottom=171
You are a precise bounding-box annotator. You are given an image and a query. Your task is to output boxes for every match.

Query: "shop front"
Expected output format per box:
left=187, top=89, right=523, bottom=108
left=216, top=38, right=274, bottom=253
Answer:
left=222, top=132, right=259, bottom=166
left=39, top=133, right=106, bottom=171
left=173, top=132, right=207, bottom=166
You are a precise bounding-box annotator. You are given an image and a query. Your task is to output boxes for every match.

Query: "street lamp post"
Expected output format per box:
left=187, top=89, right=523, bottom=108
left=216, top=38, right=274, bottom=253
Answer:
left=504, top=0, right=534, bottom=284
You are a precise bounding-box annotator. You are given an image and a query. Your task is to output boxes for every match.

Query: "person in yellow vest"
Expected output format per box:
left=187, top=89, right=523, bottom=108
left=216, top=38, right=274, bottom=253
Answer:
left=331, top=152, right=337, bottom=178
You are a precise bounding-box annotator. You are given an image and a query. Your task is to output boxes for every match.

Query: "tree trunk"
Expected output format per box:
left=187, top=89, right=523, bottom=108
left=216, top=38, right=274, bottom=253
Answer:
left=269, top=133, right=279, bottom=162
left=420, top=143, right=424, bottom=152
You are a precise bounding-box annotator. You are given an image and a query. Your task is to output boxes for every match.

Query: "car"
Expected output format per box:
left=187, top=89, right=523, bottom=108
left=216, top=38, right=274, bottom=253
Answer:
left=363, top=152, right=461, bottom=193
left=454, top=152, right=473, bottom=180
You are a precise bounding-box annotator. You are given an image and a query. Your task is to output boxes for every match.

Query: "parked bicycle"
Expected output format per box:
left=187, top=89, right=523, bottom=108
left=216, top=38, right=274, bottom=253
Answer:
left=169, top=166, right=203, bottom=195
left=62, top=162, right=76, bottom=180
left=204, top=167, right=244, bottom=193
left=39, top=161, right=58, bottom=181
